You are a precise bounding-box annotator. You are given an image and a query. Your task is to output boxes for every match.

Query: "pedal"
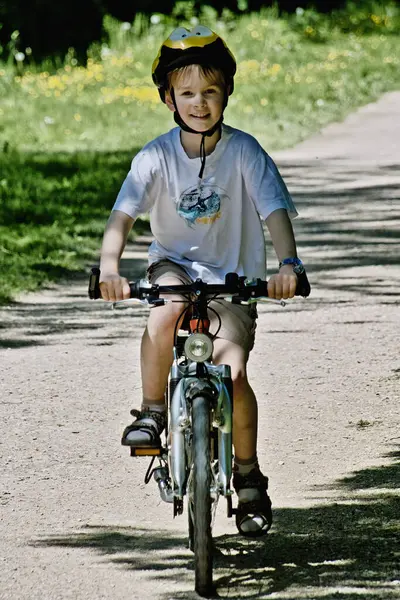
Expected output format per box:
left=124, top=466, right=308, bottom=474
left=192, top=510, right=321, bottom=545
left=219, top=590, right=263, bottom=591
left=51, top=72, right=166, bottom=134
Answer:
left=130, top=447, right=161, bottom=457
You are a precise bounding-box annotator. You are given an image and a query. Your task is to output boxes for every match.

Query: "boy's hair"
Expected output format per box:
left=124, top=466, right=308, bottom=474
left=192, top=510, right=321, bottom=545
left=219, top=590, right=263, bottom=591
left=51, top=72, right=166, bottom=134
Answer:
left=166, top=64, right=227, bottom=94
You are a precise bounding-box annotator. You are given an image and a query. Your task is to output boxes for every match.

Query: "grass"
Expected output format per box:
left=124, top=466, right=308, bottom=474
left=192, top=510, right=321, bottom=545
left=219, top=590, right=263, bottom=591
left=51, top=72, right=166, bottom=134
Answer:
left=0, top=150, right=147, bottom=304
left=1, top=3, right=400, bottom=303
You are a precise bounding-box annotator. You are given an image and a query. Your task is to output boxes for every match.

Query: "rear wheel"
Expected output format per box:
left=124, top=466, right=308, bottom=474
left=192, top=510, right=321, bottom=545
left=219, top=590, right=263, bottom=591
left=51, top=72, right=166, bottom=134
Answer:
left=189, top=395, right=213, bottom=597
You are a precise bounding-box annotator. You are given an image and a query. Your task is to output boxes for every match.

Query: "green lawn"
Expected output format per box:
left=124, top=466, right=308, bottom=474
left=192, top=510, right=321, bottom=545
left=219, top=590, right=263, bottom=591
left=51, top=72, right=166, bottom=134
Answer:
left=1, top=4, right=400, bottom=303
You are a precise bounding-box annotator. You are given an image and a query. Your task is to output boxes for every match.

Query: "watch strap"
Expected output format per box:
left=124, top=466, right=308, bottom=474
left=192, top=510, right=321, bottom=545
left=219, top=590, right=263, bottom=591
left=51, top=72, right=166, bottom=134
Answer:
left=279, top=257, right=303, bottom=268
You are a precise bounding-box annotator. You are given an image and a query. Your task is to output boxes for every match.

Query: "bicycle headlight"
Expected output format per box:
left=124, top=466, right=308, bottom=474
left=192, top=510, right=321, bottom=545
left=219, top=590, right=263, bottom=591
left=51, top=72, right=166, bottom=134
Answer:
left=184, top=333, right=213, bottom=362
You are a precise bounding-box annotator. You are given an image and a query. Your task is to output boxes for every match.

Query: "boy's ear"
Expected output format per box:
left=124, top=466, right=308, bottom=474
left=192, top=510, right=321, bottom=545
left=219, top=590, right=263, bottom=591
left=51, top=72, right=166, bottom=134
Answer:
left=165, top=90, right=175, bottom=112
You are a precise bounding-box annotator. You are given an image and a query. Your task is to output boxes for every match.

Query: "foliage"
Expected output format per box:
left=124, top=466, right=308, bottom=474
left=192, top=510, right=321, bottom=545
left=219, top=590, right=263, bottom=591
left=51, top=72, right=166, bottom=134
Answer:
left=1, top=7, right=399, bottom=154
left=1, top=1, right=399, bottom=62
left=0, top=151, right=148, bottom=303
left=291, top=1, right=400, bottom=41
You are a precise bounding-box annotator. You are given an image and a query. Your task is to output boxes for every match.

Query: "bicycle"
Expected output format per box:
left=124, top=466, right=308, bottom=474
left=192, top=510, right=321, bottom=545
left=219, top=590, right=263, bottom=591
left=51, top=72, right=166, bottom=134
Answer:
left=88, top=267, right=310, bottom=597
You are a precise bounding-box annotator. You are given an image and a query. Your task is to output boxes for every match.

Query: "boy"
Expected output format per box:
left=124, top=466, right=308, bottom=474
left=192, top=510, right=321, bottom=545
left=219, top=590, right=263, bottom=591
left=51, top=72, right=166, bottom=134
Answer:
left=99, top=25, right=309, bottom=536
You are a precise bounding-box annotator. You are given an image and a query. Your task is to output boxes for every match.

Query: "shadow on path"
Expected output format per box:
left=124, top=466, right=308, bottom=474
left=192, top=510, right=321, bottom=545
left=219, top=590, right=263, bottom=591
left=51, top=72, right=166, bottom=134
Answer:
left=0, top=250, right=149, bottom=347
left=268, top=158, right=400, bottom=301
left=34, top=446, right=400, bottom=599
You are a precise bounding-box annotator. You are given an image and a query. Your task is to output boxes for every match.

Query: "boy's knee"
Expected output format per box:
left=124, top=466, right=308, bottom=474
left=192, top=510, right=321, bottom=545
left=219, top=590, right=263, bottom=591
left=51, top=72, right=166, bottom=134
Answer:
left=147, top=301, right=185, bottom=332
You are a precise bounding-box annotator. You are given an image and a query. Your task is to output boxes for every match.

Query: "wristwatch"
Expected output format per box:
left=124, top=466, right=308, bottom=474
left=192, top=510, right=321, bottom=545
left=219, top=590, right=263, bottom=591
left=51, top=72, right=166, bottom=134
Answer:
left=279, top=257, right=305, bottom=275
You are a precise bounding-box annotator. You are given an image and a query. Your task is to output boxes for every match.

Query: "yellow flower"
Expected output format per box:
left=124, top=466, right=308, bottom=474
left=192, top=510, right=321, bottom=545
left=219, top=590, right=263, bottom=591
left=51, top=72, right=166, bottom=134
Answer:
left=131, top=86, right=159, bottom=103
left=47, top=76, right=65, bottom=90
left=370, top=14, right=381, bottom=25
left=269, top=63, right=281, bottom=76
left=239, top=60, right=260, bottom=73
left=384, top=56, right=397, bottom=64
left=74, top=113, right=82, bottom=121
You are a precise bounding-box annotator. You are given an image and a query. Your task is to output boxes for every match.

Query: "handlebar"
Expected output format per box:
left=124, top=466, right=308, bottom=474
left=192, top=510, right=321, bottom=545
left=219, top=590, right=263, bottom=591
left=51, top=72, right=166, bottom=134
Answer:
left=88, top=268, right=311, bottom=304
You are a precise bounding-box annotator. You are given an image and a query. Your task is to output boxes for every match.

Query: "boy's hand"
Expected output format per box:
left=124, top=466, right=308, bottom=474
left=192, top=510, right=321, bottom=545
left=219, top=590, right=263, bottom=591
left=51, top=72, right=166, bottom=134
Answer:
left=99, top=272, right=131, bottom=302
left=267, top=264, right=297, bottom=300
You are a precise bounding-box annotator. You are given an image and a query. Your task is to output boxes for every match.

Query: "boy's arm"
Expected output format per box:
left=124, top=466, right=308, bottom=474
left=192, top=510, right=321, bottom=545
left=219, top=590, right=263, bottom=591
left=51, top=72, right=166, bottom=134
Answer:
left=99, top=210, right=135, bottom=302
left=265, top=208, right=298, bottom=300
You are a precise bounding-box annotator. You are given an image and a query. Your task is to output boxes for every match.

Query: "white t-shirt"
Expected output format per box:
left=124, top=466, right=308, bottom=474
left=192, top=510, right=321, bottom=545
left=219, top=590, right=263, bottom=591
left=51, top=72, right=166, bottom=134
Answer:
left=113, top=124, right=297, bottom=283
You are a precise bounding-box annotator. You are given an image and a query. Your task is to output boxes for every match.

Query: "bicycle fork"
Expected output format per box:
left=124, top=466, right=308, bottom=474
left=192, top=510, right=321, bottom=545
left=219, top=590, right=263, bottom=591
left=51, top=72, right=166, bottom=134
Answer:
left=169, top=363, right=233, bottom=499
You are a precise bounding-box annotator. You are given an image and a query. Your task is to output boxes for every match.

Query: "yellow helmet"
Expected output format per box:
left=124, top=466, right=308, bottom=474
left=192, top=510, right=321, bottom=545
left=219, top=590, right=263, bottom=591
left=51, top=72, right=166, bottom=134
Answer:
left=152, top=25, right=236, bottom=102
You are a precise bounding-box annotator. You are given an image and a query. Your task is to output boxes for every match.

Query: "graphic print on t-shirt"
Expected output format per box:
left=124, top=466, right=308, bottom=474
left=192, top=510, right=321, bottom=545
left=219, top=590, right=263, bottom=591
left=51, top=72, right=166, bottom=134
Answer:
left=177, top=183, right=227, bottom=226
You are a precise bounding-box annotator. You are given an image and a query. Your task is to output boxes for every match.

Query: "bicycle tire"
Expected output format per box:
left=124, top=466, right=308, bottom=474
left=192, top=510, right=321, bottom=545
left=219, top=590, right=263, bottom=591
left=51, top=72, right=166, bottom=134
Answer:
left=191, top=394, right=213, bottom=597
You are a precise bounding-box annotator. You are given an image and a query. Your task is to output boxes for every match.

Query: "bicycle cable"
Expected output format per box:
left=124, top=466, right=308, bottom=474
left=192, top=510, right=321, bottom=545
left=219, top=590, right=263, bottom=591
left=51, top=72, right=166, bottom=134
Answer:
left=205, top=304, right=222, bottom=339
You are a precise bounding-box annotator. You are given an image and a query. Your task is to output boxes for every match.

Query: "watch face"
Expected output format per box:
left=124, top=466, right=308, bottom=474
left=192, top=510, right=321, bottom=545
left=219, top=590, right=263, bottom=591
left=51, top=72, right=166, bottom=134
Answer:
left=293, top=263, right=305, bottom=275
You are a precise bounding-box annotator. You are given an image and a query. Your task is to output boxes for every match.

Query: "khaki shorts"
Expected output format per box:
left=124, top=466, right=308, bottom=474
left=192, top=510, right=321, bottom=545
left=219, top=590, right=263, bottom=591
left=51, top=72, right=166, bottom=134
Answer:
left=147, top=259, right=257, bottom=352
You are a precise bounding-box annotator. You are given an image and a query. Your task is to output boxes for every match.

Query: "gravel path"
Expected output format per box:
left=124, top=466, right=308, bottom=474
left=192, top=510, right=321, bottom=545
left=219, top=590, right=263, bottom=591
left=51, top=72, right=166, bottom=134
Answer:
left=1, top=92, right=399, bottom=600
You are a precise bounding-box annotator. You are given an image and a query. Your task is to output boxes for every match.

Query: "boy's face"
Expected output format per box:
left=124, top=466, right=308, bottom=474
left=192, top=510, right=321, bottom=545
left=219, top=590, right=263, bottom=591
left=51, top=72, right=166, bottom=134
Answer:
left=165, top=65, right=226, bottom=132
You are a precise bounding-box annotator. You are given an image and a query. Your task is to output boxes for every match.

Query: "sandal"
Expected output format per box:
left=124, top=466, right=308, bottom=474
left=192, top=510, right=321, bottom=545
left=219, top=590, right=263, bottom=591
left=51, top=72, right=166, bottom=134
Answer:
left=233, top=468, right=272, bottom=537
left=121, top=409, right=166, bottom=447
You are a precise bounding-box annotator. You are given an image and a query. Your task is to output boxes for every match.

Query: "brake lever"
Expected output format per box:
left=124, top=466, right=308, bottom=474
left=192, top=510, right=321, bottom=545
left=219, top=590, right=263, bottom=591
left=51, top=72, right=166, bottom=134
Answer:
left=254, top=298, right=287, bottom=307
left=111, top=298, right=170, bottom=309
left=111, top=298, right=150, bottom=309
left=223, top=296, right=286, bottom=307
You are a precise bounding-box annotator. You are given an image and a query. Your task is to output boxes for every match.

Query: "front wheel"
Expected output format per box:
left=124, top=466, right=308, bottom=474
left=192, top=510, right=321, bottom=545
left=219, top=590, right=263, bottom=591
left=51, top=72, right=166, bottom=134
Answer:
left=189, top=395, right=213, bottom=597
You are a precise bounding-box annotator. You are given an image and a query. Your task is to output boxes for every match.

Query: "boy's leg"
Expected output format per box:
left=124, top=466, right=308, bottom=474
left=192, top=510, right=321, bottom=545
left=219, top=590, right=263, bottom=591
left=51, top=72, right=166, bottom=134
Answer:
left=122, top=272, right=189, bottom=446
left=212, top=339, right=257, bottom=461
left=212, top=337, right=272, bottom=536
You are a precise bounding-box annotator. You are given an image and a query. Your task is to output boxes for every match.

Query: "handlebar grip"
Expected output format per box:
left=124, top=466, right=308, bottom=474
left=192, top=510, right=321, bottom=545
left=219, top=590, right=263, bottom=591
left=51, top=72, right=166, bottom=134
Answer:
left=88, top=267, right=101, bottom=299
left=129, top=281, right=142, bottom=298
left=295, top=271, right=311, bottom=298
left=88, top=269, right=153, bottom=301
